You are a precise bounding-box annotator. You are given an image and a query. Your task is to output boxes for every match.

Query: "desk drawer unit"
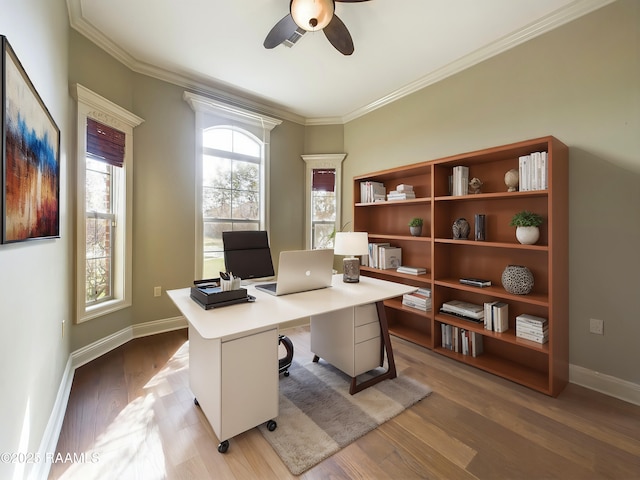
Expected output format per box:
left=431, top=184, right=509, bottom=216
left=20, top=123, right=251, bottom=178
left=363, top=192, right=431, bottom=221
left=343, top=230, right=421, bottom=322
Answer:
left=311, top=303, right=381, bottom=377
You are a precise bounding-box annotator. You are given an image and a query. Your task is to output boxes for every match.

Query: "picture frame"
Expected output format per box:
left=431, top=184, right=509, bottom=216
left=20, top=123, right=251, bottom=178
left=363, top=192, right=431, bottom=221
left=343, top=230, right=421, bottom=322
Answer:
left=1, top=35, right=60, bottom=244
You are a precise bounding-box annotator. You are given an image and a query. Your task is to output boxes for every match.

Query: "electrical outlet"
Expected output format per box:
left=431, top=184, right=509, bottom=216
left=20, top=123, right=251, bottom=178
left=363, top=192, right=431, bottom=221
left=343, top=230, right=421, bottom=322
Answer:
left=589, top=318, right=604, bottom=335
left=154, top=286, right=162, bottom=297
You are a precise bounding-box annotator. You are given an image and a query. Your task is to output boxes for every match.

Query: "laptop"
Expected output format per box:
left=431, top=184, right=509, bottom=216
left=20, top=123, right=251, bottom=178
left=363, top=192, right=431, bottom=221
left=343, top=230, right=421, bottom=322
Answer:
left=255, top=249, right=334, bottom=296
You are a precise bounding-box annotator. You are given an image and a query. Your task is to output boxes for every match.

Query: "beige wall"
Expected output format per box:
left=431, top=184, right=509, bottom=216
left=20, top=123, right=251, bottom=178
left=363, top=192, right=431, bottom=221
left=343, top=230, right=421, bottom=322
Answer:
left=343, top=0, right=640, bottom=384
left=1, top=1, right=638, bottom=471
left=0, top=0, right=70, bottom=477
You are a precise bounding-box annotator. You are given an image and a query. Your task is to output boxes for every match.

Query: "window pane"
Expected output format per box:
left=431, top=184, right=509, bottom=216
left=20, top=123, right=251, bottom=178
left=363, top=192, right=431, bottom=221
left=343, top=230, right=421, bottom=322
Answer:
left=313, top=223, right=335, bottom=250
left=312, top=191, right=336, bottom=221
left=232, top=161, right=258, bottom=192
left=203, top=155, right=230, bottom=187
left=203, top=129, right=232, bottom=151
left=86, top=216, right=112, bottom=302
left=203, top=187, right=231, bottom=218
left=232, top=131, right=260, bottom=157
left=86, top=158, right=111, bottom=213
left=201, top=126, right=263, bottom=277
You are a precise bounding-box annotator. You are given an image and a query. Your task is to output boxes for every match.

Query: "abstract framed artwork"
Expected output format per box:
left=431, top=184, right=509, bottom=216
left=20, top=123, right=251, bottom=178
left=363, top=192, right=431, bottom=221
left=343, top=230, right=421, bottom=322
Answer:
left=1, top=35, right=60, bottom=244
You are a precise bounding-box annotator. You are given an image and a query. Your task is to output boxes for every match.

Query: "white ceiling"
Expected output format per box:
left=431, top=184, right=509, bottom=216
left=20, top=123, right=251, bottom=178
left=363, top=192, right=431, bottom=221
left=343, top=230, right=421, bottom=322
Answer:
left=67, top=0, right=612, bottom=124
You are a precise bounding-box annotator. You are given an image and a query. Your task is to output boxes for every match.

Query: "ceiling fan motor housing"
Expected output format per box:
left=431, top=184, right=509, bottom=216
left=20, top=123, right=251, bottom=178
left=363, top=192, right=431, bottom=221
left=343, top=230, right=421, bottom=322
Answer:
left=290, top=0, right=335, bottom=31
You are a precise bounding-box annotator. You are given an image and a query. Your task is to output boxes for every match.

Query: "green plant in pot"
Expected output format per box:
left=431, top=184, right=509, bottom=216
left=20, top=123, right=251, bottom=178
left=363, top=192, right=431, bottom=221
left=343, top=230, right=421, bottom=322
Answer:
left=409, top=217, right=423, bottom=236
left=510, top=210, right=543, bottom=244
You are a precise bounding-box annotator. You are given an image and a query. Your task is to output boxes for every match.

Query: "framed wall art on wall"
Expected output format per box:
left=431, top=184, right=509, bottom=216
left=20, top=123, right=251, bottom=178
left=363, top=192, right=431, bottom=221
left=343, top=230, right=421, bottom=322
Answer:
left=1, top=35, right=60, bottom=244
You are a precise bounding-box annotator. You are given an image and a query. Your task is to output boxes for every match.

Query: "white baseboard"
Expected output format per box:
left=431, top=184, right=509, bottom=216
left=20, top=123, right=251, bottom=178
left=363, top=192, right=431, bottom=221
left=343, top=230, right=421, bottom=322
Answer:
left=570, top=364, right=640, bottom=406
left=34, top=316, right=186, bottom=480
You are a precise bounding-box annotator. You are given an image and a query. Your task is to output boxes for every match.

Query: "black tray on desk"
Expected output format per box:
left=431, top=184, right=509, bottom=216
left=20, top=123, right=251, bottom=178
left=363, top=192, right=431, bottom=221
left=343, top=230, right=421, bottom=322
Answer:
left=190, top=280, right=254, bottom=309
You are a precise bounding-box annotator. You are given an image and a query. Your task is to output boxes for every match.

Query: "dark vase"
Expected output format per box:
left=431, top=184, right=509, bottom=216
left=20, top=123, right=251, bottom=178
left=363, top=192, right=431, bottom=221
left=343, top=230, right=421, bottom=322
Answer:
left=452, top=218, right=470, bottom=239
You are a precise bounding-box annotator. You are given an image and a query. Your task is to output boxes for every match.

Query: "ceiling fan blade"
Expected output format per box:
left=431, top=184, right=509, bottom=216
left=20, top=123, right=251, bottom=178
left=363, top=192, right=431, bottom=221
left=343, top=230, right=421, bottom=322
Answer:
left=323, top=14, right=354, bottom=55
left=264, top=14, right=300, bottom=49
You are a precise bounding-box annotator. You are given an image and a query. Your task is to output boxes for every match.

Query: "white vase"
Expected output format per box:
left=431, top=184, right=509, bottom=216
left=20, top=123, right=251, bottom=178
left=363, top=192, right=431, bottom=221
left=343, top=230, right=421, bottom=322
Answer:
left=516, top=226, right=539, bottom=245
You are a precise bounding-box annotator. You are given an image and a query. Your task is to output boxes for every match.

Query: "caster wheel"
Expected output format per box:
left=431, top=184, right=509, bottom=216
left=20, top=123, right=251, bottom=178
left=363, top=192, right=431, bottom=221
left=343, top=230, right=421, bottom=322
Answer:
left=267, top=420, right=277, bottom=432
left=194, top=398, right=199, bottom=407
left=284, top=371, right=289, bottom=377
left=218, top=440, right=229, bottom=453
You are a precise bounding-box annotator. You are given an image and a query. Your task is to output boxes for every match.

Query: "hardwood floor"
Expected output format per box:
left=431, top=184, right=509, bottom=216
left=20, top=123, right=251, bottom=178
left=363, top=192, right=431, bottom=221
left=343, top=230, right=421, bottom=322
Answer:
left=49, top=326, right=640, bottom=479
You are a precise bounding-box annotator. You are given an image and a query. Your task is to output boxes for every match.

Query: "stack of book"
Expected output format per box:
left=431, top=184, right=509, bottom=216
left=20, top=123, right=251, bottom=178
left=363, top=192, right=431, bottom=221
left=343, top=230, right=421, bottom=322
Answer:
left=516, top=314, right=549, bottom=344
left=387, top=183, right=416, bottom=201
left=518, top=151, right=548, bottom=191
left=359, top=181, right=386, bottom=203
left=441, top=324, right=484, bottom=357
left=397, top=265, right=427, bottom=275
left=440, top=300, right=484, bottom=323
left=483, top=301, right=509, bottom=332
left=451, top=166, right=469, bottom=196
left=402, top=287, right=431, bottom=312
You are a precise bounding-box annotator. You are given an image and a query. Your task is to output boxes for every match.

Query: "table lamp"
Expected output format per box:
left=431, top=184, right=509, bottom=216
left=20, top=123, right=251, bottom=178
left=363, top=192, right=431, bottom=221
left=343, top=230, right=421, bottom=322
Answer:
left=334, top=232, right=369, bottom=283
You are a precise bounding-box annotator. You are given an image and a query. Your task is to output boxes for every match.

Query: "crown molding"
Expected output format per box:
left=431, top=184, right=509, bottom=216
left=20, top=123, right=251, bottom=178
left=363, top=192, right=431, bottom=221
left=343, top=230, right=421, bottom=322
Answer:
left=339, top=0, right=615, bottom=123
left=67, top=0, right=614, bottom=126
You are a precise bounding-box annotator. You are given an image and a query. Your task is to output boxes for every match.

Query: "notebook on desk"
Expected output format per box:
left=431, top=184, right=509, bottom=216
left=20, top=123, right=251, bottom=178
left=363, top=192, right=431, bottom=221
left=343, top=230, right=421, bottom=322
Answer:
left=255, top=249, right=334, bottom=296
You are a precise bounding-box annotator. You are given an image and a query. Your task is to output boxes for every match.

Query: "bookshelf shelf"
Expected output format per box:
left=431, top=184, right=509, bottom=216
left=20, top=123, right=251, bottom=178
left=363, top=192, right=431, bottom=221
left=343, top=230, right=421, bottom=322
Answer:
left=354, top=136, right=568, bottom=396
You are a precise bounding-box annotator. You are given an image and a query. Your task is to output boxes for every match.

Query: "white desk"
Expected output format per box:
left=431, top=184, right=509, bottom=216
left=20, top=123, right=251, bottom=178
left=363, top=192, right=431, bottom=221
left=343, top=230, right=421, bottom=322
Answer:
left=167, top=274, right=415, bottom=453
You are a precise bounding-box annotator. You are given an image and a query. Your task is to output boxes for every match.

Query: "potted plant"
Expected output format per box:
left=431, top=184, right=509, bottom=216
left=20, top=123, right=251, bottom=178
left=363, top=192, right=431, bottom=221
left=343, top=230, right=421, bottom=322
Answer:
left=509, top=210, right=543, bottom=244
left=408, top=217, right=423, bottom=236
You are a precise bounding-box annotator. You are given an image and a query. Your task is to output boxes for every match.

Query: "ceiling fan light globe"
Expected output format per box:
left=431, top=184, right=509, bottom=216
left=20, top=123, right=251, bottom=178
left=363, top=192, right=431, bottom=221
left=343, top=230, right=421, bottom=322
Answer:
left=290, top=0, right=334, bottom=32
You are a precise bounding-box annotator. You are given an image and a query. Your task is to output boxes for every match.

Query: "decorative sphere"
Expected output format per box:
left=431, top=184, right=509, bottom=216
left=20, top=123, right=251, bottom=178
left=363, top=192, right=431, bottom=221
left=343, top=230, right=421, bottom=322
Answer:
left=502, top=265, right=534, bottom=295
left=504, top=169, right=519, bottom=192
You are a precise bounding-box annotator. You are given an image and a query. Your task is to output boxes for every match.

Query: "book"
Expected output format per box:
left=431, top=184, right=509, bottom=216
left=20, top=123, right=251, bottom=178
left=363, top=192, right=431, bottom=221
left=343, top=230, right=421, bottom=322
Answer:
left=484, top=301, right=498, bottom=330
left=516, top=330, right=549, bottom=344
left=379, top=246, right=402, bottom=269
left=360, top=181, right=386, bottom=203
left=441, top=300, right=484, bottom=320
left=452, top=165, right=469, bottom=196
left=492, top=302, right=509, bottom=332
left=368, top=242, right=390, bottom=268
left=397, top=266, right=427, bottom=275
left=387, top=191, right=416, bottom=201
left=459, top=278, right=492, bottom=287
left=396, top=184, right=413, bottom=193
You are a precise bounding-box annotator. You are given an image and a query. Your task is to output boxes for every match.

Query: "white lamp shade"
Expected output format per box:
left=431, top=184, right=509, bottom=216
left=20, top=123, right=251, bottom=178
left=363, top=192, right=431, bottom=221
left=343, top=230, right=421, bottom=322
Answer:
left=290, top=0, right=335, bottom=31
left=334, top=232, right=369, bottom=256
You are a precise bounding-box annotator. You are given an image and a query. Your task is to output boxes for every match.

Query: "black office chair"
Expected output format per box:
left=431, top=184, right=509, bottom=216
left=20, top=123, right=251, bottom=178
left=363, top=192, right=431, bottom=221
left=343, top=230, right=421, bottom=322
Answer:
left=222, top=231, right=294, bottom=376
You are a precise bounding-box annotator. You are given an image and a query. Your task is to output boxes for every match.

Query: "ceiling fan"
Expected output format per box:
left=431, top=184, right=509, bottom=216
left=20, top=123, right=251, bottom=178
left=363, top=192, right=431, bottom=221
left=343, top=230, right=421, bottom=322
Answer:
left=264, top=0, right=371, bottom=56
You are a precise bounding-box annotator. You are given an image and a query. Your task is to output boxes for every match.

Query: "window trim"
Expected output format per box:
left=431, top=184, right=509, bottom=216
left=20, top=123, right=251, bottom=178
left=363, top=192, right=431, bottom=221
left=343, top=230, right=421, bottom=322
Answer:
left=184, top=92, right=282, bottom=280
left=72, top=84, right=144, bottom=323
left=303, top=154, right=346, bottom=249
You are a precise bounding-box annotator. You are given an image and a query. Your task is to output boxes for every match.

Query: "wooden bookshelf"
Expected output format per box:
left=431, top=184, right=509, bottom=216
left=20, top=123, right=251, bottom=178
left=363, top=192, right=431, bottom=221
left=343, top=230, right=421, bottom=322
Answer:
left=353, top=136, right=568, bottom=396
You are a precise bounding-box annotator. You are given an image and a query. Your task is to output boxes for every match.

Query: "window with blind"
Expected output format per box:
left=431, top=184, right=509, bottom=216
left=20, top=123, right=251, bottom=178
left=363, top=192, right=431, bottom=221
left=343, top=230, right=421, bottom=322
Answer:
left=73, top=84, right=143, bottom=323
left=303, top=154, right=346, bottom=250
left=311, top=168, right=336, bottom=249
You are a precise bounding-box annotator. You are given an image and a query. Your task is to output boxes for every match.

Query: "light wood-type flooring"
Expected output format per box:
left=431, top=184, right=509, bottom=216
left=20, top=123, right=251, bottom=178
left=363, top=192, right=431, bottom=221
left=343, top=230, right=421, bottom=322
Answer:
left=49, top=326, right=640, bottom=479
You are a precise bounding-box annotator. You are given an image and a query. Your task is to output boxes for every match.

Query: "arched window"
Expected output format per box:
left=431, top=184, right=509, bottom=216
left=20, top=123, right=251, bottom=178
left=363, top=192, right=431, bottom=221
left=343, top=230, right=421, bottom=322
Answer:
left=202, top=127, right=263, bottom=278
left=184, top=91, right=282, bottom=280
